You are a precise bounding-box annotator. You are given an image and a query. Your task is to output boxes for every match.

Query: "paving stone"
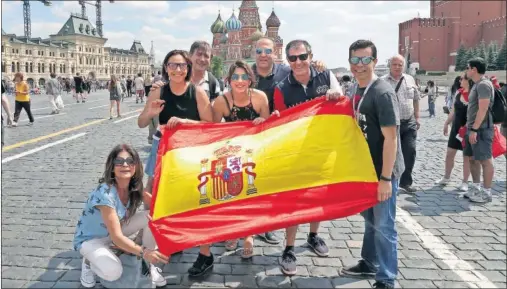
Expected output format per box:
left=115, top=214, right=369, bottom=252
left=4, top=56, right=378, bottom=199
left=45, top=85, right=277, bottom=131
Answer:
left=439, top=270, right=481, bottom=282
left=225, top=275, right=258, bottom=288
left=477, top=260, right=507, bottom=270
left=399, top=268, right=445, bottom=280
left=331, top=277, right=372, bottom=288
left=472, top=270, right=507, bottom=282
left=479, top=250, right=507, bottom=261
left=291, top=276, right=333, bottom=288
left=52, top=281, right=82, bottom=288
left=1, top=280, right=27, bottom=288
left=398, top=280, right=437, bottom=288
left=432, top=281, right=471, bottom=288
left=401, top=259, right=439, bottom=269
left=182, top=274, right=225, bottom=287
left=255, top=275, right=292, bottom=288
left=308, top=266, right=339, bottom=277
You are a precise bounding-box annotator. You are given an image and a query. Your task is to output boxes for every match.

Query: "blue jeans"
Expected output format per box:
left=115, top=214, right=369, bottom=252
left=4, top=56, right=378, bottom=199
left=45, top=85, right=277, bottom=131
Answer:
left=360, top=178, right=399, bottom=287
left=428, top=101, right=435, bottom=116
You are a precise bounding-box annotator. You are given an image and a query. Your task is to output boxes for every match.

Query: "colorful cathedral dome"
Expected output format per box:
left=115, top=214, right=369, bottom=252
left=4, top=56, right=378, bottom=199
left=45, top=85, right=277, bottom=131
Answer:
left=250, top=28, right=263, bottom=41
left=210, top=13, right=225, bottom=34
left=225, top=11, right=242, bottom=31
left=266, top=10, right=281, bottom=28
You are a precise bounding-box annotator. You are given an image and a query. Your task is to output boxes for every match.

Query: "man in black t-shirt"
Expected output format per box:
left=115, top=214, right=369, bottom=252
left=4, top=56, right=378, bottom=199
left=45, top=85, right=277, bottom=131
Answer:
left=340, top=40, right=404, bottom=289
left=73, top=72, right=84, bottom=103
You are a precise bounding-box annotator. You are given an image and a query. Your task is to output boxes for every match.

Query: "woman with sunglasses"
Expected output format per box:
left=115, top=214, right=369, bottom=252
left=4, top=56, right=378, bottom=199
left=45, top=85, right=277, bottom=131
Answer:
left=73, top=144, right=169, bottom=288
left=436, top=74, right=473, bottom=192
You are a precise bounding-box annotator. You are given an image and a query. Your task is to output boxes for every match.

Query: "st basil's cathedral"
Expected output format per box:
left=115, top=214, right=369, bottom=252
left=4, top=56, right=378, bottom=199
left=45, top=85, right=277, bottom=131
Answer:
left=210, top=0, right=284, bottom=71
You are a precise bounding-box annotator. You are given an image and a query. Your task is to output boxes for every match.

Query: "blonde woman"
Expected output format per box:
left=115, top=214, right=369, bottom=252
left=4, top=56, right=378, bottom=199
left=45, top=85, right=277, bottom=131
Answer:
left=108, top=75, right=122, bottom=119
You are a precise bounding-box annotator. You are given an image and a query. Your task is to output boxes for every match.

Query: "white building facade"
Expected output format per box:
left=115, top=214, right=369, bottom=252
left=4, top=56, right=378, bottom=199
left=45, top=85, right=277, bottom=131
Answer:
left=1, top=13, right=153, bottom=87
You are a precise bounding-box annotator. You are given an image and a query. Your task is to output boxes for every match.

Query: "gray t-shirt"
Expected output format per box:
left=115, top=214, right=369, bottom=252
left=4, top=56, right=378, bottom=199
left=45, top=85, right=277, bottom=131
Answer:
left=355, top=78, right=405, bottom=180
left=466, top=76, right=494, bottom=128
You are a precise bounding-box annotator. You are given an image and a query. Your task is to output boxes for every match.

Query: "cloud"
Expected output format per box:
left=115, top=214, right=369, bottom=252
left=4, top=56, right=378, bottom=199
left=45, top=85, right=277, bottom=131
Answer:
left=122, top=1, right=170, bottom=13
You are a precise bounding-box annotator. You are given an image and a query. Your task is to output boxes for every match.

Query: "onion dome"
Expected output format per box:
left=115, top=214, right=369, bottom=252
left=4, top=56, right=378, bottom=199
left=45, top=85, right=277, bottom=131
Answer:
left=266, top=10, right=281, bottom=28
left=225, top=11, right=242, bottom=31
left=250, top=28, right=263, bottom=41
left=210, top=13, right=225, bottom=34
left=220, top=33, right=228, bottom=44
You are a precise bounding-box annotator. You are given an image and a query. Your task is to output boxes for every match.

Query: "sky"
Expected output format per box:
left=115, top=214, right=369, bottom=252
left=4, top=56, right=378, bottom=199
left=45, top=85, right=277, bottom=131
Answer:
left=1, top=1, right=430, bottom=68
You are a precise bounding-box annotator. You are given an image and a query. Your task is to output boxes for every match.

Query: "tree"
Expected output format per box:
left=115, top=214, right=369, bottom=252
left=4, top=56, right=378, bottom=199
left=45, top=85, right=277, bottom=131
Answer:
left=487, top=42, right=498, bottom=70
left=496, top=34, right=507, bottom=70
left=472, top=46, right=480, bottom=58
left=455, top=43, right=467, bottom=71
left=465, top=48, right=475, bottom=63
left=210, top=56, right=224, bottom=78
left=477, top=39, right=488, bottom=63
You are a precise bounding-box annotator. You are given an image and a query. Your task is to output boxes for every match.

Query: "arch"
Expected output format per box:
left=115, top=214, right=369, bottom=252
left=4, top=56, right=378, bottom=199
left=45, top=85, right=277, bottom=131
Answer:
left=26, top=78, right=34, bottom=87
left=38, top=78, right=46, bottom=87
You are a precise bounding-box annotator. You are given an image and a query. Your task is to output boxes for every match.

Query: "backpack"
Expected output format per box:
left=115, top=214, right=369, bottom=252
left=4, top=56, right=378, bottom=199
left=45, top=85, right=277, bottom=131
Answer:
left=491, top=87, right=507, bottom=124
left=207, top=72, right=220, bottom=101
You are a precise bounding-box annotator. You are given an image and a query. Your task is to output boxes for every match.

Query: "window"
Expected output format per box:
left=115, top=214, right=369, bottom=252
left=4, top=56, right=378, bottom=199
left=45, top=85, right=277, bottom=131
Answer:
left=63, top=64, right=66, bottom=73
left=38, top=63, right=41, bottom=73
left=72, top=66, right=75, bottom=73
left=26, top=49, right=28, bottom=55
left=1, top=62, right=4, bottom=73
left=60, top=64, right=63, bottom=73
left=42, top=63, right=45, bottom=73
left=16, top=49, right=19, bottom=54
left=30, top=63, right=33, bottom=73
left=11, top=62, right=15, bottom=72
left=1, top=45, right=4, bottom=53
left=80, top=57, right=82, bottom=65
left=25, top=62, right=29, bottom=72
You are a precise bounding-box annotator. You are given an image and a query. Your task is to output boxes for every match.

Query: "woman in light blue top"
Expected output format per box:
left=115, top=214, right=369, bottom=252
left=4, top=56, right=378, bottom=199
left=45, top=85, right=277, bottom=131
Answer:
left=73, top=144, right=169, bottom=288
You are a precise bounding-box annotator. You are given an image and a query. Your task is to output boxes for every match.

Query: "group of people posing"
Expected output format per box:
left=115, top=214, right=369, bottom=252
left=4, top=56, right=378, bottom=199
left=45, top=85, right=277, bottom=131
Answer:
left=72, top=35, right=502, bottom=289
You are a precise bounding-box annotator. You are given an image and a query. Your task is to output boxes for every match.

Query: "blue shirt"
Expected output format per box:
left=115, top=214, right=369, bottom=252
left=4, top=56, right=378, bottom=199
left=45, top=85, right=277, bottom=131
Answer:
left=73, top=183, right=130, bottom=251
left=273, top=67, right=342, bottom=111
left=252, top=63, right=292, bottom=113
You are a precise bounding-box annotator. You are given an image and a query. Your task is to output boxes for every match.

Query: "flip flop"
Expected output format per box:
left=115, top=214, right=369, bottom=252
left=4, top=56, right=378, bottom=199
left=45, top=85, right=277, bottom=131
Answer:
left=225, top=239, right=239, bottom=251
left=241, top=237, right=254, bottom=259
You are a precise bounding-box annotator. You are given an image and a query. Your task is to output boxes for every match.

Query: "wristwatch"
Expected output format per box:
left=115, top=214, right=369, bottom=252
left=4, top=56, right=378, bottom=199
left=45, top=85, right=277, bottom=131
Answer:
left=379, top=175, right=391, bottom=182
left=470, top=127, right=479, bottom=132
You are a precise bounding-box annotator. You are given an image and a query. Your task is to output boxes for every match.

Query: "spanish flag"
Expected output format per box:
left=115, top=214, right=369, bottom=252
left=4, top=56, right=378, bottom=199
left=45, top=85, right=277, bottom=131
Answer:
left=149, top=97, right=378, bottom=256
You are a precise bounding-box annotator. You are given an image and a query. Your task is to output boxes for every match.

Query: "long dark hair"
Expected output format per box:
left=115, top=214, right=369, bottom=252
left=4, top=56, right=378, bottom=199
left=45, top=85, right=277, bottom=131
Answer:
left=451, top=76, right=461, bottom=95
left=162, top=49, right=192, bottom=82
left=99, top=144, right=144, bottom=222
left=461, top=74, right=474, bottom=91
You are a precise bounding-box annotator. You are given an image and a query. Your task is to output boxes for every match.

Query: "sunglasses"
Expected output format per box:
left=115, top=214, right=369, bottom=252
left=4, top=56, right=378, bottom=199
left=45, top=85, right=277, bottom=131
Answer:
left=113, top=157, right=136, bottom=166
left=167, top=62, right=188, bottom=70
left=349, top=56, right=375, bottom=65
left=287, top=53, right=309, bottom=62
left=230, top=73, right=250, bottom=81
left=256, top=48, right=273, bottom=55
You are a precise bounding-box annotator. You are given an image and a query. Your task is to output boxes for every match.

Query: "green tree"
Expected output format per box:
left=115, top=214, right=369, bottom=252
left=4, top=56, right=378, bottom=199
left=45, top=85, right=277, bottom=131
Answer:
left=472, top=46, right=480, bottom=58
left=465, top=48, right=475, bottom=63
left=496, top=35, right=507, bottom=70
left=487, top=42, right=498, bottom=70
left=210, top=56, right=224, bottom=78
left=477, top=39, right=488, bottom=63
left=455, top=43, right=467, bottom=71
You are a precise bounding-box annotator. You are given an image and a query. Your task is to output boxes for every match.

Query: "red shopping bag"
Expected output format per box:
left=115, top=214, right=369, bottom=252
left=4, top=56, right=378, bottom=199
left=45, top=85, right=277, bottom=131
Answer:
left=459, top=126, right=506, bottom=158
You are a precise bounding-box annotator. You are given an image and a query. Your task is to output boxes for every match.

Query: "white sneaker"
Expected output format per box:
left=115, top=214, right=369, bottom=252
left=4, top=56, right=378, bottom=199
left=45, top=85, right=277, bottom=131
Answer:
left=458, top=182, right=468, bottom=192
left=150, top=264, right=167, bottom=287
left=435, top=178, right=450, bottom=186
left=11, top=122, right=17, bottom=127
left=80, top=259, right=96, bottom=288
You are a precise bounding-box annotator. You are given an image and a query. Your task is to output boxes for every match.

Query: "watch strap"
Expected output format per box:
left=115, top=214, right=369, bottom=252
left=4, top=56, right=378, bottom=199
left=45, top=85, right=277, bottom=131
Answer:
left=379, top=175, right=391, bottom=182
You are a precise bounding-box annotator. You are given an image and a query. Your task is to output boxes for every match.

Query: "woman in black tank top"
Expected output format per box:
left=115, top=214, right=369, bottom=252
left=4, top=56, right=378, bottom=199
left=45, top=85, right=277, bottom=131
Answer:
left=211, top=60, right=270, bottom=259
left=213, top=60, right=270, bottom=125
left=138, top=50, right=213, bottom=130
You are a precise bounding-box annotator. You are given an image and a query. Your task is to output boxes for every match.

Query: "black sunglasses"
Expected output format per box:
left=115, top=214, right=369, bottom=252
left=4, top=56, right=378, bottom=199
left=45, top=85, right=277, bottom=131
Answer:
left=287, top=53, right=309, bottom=62
left=113, top=157, right=136, bottom=166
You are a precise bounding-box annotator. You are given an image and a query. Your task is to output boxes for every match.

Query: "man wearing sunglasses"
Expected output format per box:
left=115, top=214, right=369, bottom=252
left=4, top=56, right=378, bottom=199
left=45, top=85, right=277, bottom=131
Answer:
left=252, top=37, right=327, bottom=246
left=339, top=40, right=404, bottom=289
left=381, top=55, right=420, bottom=195
left=271, top=39, right=343, bottom=277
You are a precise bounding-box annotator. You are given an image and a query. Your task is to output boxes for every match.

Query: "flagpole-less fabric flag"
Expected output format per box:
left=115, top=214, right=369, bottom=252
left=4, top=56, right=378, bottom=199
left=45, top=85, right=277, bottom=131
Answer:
left=149, top=97, right=379, bottom=256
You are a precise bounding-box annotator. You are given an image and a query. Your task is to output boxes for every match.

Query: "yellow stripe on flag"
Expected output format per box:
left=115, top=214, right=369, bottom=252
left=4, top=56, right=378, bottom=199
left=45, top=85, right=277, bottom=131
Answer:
left=152, top=114, right=377, bottom=221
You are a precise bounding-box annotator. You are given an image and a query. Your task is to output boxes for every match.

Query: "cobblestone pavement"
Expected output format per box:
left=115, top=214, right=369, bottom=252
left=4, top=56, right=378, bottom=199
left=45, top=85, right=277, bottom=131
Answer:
left=1, top=91, right=506, bottom=288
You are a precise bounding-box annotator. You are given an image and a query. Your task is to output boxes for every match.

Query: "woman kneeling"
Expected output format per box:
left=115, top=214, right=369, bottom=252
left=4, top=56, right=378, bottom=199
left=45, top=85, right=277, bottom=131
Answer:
left=73, top=144, right=169, bottom=288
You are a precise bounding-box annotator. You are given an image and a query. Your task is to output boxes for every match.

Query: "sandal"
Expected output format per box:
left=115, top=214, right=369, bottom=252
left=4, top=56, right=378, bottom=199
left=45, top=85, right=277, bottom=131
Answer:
left=225, top=239, right=239, bottom=251
left=241, top=236, right=254, bottom=259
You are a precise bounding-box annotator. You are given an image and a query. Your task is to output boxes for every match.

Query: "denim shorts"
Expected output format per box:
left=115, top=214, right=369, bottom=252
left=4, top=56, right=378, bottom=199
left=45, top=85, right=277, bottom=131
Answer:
left=145, top=137, right=160, bottom=177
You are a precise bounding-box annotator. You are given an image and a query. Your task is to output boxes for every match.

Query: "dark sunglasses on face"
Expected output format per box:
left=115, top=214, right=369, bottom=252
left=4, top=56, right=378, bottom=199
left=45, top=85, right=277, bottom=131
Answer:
left=167, top=62, right=188, bottom=70
left=256, top=48, right=273, bottom=55
left=113, top=157, right=136, bottom=166
left=349, top=56, right=375, bottom=65
left=287, top=53, right=309, bottom=62
left=231, top=73, right=250, bottom=81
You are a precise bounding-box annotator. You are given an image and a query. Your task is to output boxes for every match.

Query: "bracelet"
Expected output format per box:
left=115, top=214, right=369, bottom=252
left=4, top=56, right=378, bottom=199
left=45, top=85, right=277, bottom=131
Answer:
left=379, top=175, right=391, bottom=182
left=470, top=127, right=479, bottom=132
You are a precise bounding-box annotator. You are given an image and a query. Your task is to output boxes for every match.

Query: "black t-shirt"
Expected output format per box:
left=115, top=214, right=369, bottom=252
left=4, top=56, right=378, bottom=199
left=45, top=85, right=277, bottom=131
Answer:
left=452, top=91, right=468, bottom=131
left=126, top=79, right=133, bottom=88
left=74, top=76, right=83, bottom=87
left=355, top=79, right=405, bottom=180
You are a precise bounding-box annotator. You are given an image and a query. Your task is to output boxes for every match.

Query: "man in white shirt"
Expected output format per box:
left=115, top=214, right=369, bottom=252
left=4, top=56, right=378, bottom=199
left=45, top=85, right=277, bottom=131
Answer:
left=134, top=73, right=144, bottom=104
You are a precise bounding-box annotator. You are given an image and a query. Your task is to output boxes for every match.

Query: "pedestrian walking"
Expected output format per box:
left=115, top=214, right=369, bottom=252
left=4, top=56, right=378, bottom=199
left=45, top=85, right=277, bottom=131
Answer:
left=12, top=72, right=34, bottom=126
left=45, top=72, right=65, bottom=114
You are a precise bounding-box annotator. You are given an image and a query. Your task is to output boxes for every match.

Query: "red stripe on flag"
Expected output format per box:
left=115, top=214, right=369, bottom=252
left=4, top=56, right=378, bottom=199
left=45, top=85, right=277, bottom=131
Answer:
left=149, top=181, right=378, bottom=256
left=161, top=97, right=353, bottom=151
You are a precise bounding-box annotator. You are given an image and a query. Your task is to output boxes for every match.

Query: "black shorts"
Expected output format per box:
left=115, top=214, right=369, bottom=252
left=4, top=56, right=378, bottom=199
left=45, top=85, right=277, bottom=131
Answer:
left=75, top=87, right=83, bottom=94
left=463, top=127, right=494, bottom=160
left=447, top=126, right=463, bottom=151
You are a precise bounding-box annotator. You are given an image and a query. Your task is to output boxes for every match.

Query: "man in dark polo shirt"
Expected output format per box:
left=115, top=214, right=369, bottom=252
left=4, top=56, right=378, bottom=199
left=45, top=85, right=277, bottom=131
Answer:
left=340, top=39, right=404, bottom=289
left=251, top=37, right=327, bottom=245
left=272, top=39, right=343, bottom=276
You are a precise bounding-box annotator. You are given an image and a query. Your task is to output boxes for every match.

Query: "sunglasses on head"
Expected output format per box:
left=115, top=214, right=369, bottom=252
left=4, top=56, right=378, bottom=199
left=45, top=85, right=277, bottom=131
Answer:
left=167, top=62, right=188, bottom=70
left=349, top=56, right=375, bottom=65
left=287, top=53, right=309, bottom=62
left=230, top=73, right=250, bottom=81
left=113, top=157, right=136, bottom=166
left=256, top=48, right=272, bottom=55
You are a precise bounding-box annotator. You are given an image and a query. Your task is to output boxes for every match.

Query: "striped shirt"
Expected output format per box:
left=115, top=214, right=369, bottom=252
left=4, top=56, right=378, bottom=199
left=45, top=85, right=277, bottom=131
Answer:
left=381, top=73, right=420, bottom=120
